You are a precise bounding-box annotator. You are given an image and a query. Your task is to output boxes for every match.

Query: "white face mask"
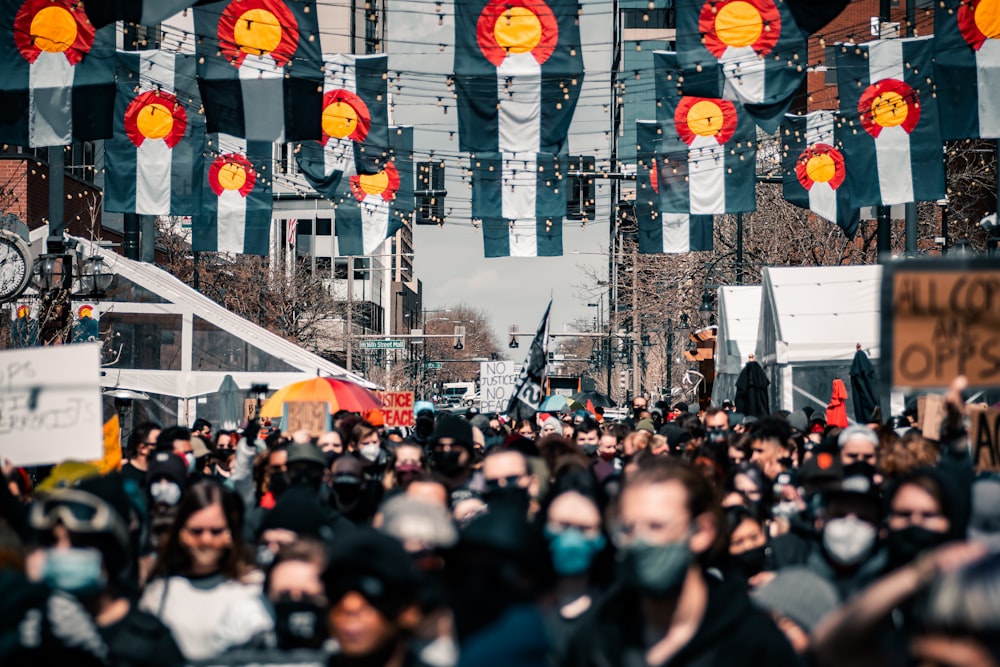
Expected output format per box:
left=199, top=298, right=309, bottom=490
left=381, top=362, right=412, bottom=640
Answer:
left=823, top=516, right=877, bottom=566
left=359, top=443, right=381, bottom=462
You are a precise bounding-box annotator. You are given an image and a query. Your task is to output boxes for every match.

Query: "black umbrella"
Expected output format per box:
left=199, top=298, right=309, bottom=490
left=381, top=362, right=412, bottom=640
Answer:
left=734, top=355, right=770, bottom=418
left=850, top=345, right=879, bottom=424
left=217, top=374, right=242, bottom=431
left=572, top=390, right=616, bottom=409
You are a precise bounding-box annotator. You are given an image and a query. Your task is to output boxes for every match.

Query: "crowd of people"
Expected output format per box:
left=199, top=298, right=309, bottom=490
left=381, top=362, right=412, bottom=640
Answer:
left=1, top=378, right=999, bottom=667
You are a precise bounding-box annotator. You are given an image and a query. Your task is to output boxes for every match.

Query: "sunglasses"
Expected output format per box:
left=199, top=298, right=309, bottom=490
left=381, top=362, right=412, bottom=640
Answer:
left=30, top=490, right=130, bottom=548
left=183, top=526, right=229, bottom=537
left=327, top=574, right=406, bottom=615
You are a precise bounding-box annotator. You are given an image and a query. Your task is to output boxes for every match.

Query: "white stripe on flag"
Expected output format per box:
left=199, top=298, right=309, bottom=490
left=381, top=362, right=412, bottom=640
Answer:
left=29, top=52, right=74, bottom=146
left=497, top=53, right=541, bottom=153
left=662, top=212, right=691, bottom=253
left=977, top=40, right=1000, bottom=138
left=720, top=46, right=766, bottom=105
left=805, top=111, right=834, bottom=146
left=361, top=197, right=390, bottom=255
left=239, top=55, right=285, bottom=142
left=502, top=153, right=537, bottom=219
left=509, top=218, right=538, bottom=257
left=688, top=136, right=726, bottom=214
left=136, top=140, right=172, bottom=213
left=324, top=56, right=358, bottom=177
left=808, top=182, right=838, bottom=224
left=217, top=189, right=247, bottom=253
left=868, top=40, right=913, bottom=204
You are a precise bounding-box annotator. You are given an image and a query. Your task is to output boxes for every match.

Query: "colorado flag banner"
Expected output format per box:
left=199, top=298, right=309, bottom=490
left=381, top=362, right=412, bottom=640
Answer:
left=836, top=37, right=945, bottom=206
left=105, top=51, right=204, bottom=215
left=676, top=0, right=806, bottom=133
left=636, top=120, right=713, bottom=253
left=192, top=134, right=273, bottom=255
left=0, top=0, right=115, bottom=147
left=296, top=54, right=389, bottom=199
left=454, top=0, right=584, bottom=154
left=471, top=152, right=566, bottom=220
left=84, top=0, right=202, bottom=27
left=194, top=0, right=323, bottom=142
left=781, top=111, right=858, bottom=238
left=934, top=0, right=1000, bottom=139
left=655, top=52, right=757, bottom=215
left=335, top=126, right=413, bottom=256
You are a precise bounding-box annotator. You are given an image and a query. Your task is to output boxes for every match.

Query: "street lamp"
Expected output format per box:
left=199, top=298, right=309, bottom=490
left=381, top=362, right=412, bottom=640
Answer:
left=75, top=254, right=114, bottom=300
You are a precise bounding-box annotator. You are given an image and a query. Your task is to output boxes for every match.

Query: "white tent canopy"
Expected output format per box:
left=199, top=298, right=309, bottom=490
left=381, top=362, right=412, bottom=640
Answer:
left=27, top=229, right=374, bottom=427
left=755, top=264, right=881, bottom=415
left=711, top=285, right=762, bottom=406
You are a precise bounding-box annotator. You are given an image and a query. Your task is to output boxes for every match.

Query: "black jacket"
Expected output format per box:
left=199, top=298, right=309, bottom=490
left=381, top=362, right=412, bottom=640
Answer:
left=559, top=573, right=800, bottom=667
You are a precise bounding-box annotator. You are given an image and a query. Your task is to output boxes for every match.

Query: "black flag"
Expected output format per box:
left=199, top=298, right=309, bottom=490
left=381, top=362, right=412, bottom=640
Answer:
left=506, top=300, right=552, bottom=420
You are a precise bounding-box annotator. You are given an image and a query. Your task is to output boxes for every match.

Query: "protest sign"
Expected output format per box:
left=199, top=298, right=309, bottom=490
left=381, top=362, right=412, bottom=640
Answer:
left=970, top=404, right=1000, bottom=472
left=0, top=344, right=103, bottom=466
left=283, top=401, right=330, bottom=437
left=479, top=360, right=519, bottom=413
left=381, top=391, right=415, bottom=427
left=882, top=257, right=1000, bottom=391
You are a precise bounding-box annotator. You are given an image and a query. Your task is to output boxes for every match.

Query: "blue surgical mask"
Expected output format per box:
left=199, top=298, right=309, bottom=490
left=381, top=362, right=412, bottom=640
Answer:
left=43, top=547, right=106, bottom=596
left=545, top=527, right=606, bottom=576
left=619, top=538, right=692, bottom=597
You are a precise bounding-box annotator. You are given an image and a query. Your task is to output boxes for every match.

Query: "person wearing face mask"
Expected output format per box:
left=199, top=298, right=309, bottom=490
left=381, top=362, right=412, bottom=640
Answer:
left=885, top=468, right=968, bottom=572
left=724, top=506, right=770, bottom=587
left=255, top=487, right=341, bottom=570
left=139, top=480, right=272, bottom=661
left=541, top=489, right=609, bottom=664
left=329, top=454, right=380, bottom=525
left=804, top=473, right=888, bottom=602
left=350, top=422, right=390, bottom=481
left=560, top=458, right=798, bottom=667
left=481, top=449, right=538, bottom=517
left=26, top=481, right=186, bottom=667
left=573, top=420, right=601, bottom=459
left=428, top=416, right=480, bottom=504
left=156, top=426, right=198, bottom=476
left=592, top=430, right=622, bottom=483
left=383, top=442, right=429, bottom=493
left=142, top=452, right=189, bottom=585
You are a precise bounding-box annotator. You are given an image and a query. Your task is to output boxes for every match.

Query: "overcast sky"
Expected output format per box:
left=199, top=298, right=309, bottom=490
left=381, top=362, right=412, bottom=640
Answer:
left=387, top=0, right=617, bottom=347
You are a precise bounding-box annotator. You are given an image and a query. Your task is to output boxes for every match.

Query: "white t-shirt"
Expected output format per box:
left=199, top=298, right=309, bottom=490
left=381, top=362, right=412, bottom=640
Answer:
left=139, top=574, right=272, bottom=661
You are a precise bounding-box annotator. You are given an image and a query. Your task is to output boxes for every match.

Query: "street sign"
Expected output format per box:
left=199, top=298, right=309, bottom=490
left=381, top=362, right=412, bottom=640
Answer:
left=359, top=339, right=405, bottom=350
left=425, top=362, right=443, bottom=370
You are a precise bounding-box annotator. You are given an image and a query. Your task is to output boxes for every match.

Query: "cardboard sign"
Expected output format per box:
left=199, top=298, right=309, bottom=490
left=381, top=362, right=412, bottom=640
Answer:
left=479, top=360, right=519, bottom=412
left=882, top=258, right=1000, bottom=390
left=381, top=391, right=415, bottom=427
left=283, top=401, right=331, bottom=437
left=244, top=399, right=259, bottom=425
left=970, top=405, right=1000, bottom=472
left=916, top=394, right=946, bottom=442
left=0, top=344, right=103, bottom=466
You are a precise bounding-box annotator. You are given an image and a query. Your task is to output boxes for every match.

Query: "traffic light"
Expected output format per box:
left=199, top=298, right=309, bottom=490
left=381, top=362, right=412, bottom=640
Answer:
left=416, top=161, right=447, bottom=225
left=566, top=155, right=596, bottom=222
left=453, top=325, right=465, bottom=350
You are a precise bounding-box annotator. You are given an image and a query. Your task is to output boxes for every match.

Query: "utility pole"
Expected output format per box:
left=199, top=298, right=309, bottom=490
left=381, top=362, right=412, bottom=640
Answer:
left=877, top=0, right=893, bottom=260
left=903, top=0, right=918, bottom=255
left=631, top=245, right=640, bottom=399
left=665, top=318, right=673, bottom=403
left=346, top=256, right=354, bottom=372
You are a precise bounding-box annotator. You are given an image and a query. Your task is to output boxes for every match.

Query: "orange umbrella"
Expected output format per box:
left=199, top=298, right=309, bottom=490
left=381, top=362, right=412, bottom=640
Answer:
left=259, top=377, right=382, bottom=419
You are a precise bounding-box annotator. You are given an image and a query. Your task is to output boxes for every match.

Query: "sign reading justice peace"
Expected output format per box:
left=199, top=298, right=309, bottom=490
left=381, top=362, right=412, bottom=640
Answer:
left=881, top=258, right=1000, bottom=391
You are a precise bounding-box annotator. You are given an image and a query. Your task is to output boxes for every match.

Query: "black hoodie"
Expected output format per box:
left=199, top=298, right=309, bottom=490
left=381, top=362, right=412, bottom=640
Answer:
left=559, top=572, right=800, bottom=667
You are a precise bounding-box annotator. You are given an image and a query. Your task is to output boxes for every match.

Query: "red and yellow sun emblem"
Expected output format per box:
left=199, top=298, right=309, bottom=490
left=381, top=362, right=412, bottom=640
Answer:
left=476, top=0, right=559, bottom=67
left=321, top=89, right=371, bottom=145
left=699, top=0, right=780, bottom=58
left=218, top=0, right=299, bottom=67
left=16, top=305, right=30, bottom=318
left=858, top=78, right=920, bottom=138
left=674, top=96, right=739, bottom=145
left=350, top=161, right=400, bottom=202
left=124, top=91, right=188, bottom=148
left=958, top=0, right=1000, bottom=50
left=795, top=143, right=846, bottom=191
left=77, top=304, right=94, bottom=318
left=209, top=153, right=257, bottom=197
left=13, top=0, right=95, bottom=65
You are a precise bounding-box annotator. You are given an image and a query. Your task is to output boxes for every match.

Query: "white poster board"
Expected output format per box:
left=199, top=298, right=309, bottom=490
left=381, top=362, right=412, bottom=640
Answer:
left=0, top=344, right=104, bottom=466
left=479, top=360, right=519, bottom=413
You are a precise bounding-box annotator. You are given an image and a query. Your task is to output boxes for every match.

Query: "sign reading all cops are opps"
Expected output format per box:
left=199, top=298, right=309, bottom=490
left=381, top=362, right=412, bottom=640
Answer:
left=885, top=260, right=1000, bottom=390
left=0, top=344, right=103, bottom=467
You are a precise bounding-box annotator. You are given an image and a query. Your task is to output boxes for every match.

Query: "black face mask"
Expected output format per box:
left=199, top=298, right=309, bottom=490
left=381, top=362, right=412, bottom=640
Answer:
left=273, top=599, right=325, bottom=649
left=332, top=478, right=363, bottom=506
left=731, top=546, right=766, bottom=578
left=482, top=485, right=529, bottom=511
left=580, top=444, right=598, bottom=457
left=268, top=472, right=289, bottom=497
left=887, top=526, right=949, bottom=568
left=431, top=449, right=465, bottom=477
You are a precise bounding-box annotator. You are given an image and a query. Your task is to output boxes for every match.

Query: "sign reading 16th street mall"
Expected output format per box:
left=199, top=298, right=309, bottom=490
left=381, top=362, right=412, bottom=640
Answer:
left=359, top=339, right=405, bottom=350
left=882, top=257, right=1000, bottom=390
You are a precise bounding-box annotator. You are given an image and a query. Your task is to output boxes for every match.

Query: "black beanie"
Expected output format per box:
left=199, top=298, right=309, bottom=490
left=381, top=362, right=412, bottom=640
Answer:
left=258, top=487, right=330, bottom=540
left=431, top=415, right=474, bottom=449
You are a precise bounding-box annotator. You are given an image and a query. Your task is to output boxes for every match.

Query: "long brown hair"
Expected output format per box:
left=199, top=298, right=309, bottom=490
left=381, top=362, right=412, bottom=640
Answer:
left=154, top=479, right=248, bottom=580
